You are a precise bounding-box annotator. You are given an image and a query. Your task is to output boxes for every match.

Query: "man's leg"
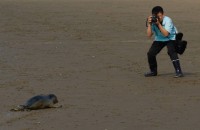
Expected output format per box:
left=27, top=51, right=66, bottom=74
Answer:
left=167, top=41, right=183, bottom=77
left=145, top=41, right=165, bottom=77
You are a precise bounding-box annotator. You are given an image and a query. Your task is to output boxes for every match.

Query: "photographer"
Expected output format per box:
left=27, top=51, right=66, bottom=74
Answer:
left=145, top=6, right=183, bottom=78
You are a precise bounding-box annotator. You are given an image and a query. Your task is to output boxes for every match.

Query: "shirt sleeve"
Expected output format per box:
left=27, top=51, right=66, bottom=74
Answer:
left=164, top=18, right=174, bottom=34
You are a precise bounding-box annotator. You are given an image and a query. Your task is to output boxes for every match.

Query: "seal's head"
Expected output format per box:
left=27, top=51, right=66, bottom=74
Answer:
left=48, top=94, right=58, bottom=104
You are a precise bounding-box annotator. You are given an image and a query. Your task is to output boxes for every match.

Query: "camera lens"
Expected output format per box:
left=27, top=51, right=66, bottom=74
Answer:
left=152, top=15, right=157, bottom=23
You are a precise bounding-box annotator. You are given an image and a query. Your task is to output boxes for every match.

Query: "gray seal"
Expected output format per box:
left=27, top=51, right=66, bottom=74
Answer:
left=11, top=94, right=62, bottom=111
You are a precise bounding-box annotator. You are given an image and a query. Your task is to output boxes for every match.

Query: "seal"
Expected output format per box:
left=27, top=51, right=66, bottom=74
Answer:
left=10, top=94, right=62, bottom=111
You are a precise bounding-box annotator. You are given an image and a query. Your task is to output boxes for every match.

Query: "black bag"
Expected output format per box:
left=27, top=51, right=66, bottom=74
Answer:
left=175, top=32, right=187, bottom=55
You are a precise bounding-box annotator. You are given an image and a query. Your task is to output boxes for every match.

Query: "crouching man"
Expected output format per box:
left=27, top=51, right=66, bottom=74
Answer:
left=145, top=6, right=183, bottom=78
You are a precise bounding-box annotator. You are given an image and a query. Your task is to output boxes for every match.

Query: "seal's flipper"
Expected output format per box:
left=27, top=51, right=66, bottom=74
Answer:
left=50, top=104, right=62, bottom=108
left=10, top=105, right=25, bottom=111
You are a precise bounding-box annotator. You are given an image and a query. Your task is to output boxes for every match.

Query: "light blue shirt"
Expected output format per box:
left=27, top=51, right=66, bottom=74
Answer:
left=152, top=16, right=177, bottom=41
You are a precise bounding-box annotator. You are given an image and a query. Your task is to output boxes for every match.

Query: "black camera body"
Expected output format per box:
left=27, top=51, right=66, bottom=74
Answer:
left=151, top=15, right=158, bottom=23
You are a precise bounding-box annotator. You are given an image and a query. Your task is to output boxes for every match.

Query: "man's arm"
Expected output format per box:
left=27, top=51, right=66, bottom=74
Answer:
left=155, top=17, right=174, bottom=37
left=157, top=23, right=169, bottom=37
left=147, top=16, right=153, bottom=38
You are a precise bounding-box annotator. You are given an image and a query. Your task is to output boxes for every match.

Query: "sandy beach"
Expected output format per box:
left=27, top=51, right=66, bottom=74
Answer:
left=0, top=0, right=200, bottom=129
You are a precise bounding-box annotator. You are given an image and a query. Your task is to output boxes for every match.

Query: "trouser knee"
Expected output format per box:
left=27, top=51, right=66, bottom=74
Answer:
left=168, top=51, right=178, bottom=60
left=147, top=51, right=156, bottom=58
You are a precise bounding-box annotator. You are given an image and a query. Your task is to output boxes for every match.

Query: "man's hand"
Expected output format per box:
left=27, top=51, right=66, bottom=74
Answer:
left=155, top=17, right=161, bottom=25
left=147, top=16, right=152, bottom=26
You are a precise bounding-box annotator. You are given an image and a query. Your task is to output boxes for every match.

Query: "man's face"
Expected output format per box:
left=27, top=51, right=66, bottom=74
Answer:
left=156, top=12, right=164, bottom=22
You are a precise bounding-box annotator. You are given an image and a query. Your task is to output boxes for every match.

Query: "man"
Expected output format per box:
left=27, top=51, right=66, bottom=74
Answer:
left=145, top=6, right=183, bottom=78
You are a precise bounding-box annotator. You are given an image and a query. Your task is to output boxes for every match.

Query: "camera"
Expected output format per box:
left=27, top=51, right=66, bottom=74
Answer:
left=151, top=15, right=158, bottom=23
left=145, top=15, right=158, bottom=27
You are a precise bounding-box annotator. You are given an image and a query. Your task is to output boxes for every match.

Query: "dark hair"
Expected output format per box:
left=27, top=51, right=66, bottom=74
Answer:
left=152, top=6, right=164, bottom=15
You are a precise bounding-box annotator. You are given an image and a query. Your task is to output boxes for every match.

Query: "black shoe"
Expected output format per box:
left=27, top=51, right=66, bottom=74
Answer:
left=174, top=71, right=184, bottom=78
left=172, top=60, right=184, bottom=78
left=144, top=71, right=157, bottom=77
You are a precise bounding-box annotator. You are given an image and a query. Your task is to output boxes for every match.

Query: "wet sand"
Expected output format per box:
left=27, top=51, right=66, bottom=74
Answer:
left=0, top=0, right=200, bottom=130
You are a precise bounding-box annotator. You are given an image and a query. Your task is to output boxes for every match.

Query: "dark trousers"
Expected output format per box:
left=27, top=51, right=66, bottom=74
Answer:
left=147, top=40, right=179, bottom=71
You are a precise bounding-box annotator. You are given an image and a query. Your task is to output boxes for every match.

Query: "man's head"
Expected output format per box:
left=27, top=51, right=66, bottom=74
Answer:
left=152, top=6, right=164, bottom=22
